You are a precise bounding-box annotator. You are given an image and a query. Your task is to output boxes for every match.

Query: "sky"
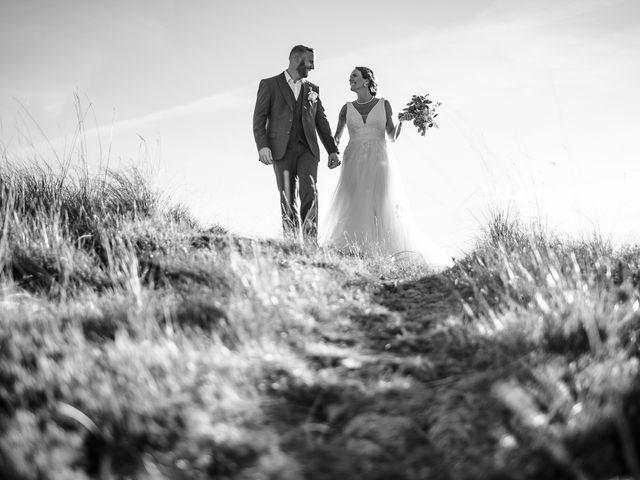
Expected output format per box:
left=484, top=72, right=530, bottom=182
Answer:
left=1, top=0, right=640, bottom=258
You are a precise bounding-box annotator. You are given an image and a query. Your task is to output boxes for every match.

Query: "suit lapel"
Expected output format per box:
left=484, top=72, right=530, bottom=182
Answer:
left=301, top=81, right=308, bottom=111
left=276, top=72, right=294, bottom=111
left=302, top=82, right=318, bottom=114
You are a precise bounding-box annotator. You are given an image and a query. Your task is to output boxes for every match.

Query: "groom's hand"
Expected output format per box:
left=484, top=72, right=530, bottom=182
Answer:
left=328, top=153, right=341, bottom=169
left=258, top=147, right=273, bottom=165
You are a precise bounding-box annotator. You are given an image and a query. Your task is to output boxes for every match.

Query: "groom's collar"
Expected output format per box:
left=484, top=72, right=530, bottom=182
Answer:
left=284, top=70, right=303, bottom=85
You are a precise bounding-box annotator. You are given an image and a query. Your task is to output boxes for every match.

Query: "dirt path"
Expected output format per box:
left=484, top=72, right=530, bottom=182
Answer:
left=267, top=273, right=523, bottom=480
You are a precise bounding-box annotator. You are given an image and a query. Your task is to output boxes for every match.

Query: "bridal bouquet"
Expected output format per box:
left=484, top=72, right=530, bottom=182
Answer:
left=397, top=94, right=441, bottom=136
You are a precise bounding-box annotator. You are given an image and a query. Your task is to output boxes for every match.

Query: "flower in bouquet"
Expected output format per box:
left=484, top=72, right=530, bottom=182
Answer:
left=397, top=94, right=441, bottom=136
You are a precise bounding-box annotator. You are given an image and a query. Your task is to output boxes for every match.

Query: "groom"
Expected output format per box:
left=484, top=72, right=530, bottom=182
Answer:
left=253, top=45, right=340, bottom=242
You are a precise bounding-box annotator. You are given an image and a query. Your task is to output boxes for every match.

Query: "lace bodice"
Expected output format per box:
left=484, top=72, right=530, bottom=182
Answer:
left=346, top=98, right=387, bottom=143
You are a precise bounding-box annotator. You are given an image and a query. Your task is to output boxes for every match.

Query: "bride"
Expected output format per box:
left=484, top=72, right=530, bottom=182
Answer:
left=322, top=66, right=447, bottom=266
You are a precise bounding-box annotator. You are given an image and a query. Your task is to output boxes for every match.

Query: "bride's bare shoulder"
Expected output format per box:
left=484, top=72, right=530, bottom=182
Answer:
left=383, top=99, right=394, bottom=116
left=339, top=103, right=349, bottom=118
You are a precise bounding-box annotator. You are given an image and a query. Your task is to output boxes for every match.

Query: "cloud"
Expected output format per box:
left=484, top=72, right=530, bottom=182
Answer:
left=478, top=0, right=630, bottom=29
left=3, top=84, right=256, bottom=160
left=111, top=86, right=253, bottom=128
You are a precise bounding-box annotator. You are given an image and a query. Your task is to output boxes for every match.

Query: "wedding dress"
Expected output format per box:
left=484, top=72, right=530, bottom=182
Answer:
left=322, top=98, right=445, bottom=265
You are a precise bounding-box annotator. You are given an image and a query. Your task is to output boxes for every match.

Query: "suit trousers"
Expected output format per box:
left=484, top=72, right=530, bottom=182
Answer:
left=273, top=141, right=318, bottom=241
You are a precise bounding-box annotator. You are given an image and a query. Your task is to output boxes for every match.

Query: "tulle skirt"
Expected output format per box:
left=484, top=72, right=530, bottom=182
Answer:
left=321, top=137, right=447, bottom=266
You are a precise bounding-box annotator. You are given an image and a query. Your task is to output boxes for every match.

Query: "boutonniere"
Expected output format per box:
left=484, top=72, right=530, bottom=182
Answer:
left=308, top=90, right=318, bottom=106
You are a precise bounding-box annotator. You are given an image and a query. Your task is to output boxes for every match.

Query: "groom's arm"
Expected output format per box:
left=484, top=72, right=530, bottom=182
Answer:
left=313, top=87, right=339, bottom=155
left=253, top=79, right=271, bottom=151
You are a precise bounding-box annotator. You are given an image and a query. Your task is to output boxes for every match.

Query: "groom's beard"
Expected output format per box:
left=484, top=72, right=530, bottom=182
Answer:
left=297, top=61, right=309, bottom=78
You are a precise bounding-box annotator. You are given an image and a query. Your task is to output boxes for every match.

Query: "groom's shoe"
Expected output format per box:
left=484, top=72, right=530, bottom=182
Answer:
left=302, top=233, right=318, bottom=249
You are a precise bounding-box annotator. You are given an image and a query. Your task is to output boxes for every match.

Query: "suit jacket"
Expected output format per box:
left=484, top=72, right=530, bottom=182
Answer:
left=253, top=72, right=338, bottom=161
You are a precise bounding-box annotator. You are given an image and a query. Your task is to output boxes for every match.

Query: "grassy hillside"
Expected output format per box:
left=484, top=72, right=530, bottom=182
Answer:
left=1, top=164, right=640, bottom=480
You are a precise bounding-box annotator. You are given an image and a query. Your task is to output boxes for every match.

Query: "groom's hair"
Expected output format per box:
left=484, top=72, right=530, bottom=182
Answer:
left=289, top=45, right=314, bottom=60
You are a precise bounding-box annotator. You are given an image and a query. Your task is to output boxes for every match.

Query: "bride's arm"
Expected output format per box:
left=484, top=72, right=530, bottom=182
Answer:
left=384, top=100, right=402, bottom=141
left=334, top=104, right=347, bottom=147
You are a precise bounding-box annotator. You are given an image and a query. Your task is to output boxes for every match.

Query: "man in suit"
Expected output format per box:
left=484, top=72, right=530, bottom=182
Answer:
left=253, top=45, right=341, bottom=243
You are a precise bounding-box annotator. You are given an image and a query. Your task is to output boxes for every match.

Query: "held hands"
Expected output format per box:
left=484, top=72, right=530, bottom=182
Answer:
left=258, top=147, right=273, bottom=165
left=328, top=152, right=341, bottom=169
left=260, top=148, right=340, bottom=168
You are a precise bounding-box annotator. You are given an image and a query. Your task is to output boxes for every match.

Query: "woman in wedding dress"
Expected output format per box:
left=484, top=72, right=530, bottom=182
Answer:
left=322, top=66, right=447, bottom=266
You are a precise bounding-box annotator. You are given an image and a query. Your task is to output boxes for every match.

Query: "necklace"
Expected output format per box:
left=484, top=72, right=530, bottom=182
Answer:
left=355, top=96, right=375, bottom=104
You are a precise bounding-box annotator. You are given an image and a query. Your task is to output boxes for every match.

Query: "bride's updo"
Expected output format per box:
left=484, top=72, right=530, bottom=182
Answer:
left=355, top=66, right=378, bottom=96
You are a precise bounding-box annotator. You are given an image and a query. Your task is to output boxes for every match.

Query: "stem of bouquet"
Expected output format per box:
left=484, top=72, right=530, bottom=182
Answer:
left=392, top=119, right=403, bottom=142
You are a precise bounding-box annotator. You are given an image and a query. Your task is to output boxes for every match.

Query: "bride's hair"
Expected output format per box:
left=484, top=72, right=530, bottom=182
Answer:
left=355, top=66, right=378, bottom=96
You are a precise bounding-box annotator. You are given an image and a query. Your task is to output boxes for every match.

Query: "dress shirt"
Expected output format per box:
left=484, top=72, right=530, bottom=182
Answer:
left=284, top=70, right=302, bottom=100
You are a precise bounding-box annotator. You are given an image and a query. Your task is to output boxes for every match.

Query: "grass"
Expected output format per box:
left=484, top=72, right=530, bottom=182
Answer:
left=1, top=162, right=640, bottom=479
